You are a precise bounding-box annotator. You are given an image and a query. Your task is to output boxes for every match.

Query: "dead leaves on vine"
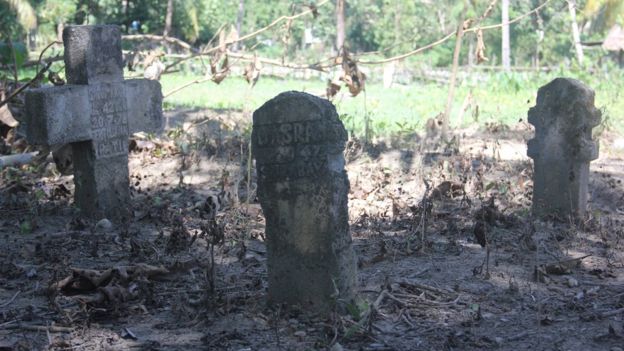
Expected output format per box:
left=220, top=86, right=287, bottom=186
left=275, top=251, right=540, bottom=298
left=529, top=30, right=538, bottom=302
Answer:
left=244, top=53, right=262, bottom=88
left=209, top=27, right=233, bottom=84
left=330, top=47, right=366, bottom=99
left=210, top=54, right=229, bottom=84
left=326, top=79, right=341, bottom=100
left=475, top=28, right=488, bottom=64
left=0, top=89, right=18, bottom=128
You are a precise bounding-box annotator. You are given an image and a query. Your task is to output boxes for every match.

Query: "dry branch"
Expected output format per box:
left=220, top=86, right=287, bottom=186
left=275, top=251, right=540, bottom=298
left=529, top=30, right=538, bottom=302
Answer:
left=1, top=324, right=74, bottom=333
left=442, top=3, right=468, bottom=139
left=0, top=62, right=52, bottom=109
left=358, top=0, right=553, bottom=65
left=164, top=77, right=213, bottom=98
left=160, top=0, right=555, bottom=98
left=22, top=54, right=63, bottom=68
left=164, top=0, right=330, bottom=72
left=0, top=152, right=38, bottom=169
left=123, top=34, right=195, bottom=52
left=0, top=40, right=60, bottom=109
left=227, top=51, right=329, bottom=71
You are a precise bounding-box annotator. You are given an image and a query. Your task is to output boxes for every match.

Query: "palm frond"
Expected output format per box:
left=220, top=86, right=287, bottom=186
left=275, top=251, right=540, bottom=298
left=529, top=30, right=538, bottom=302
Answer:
left=6, top=0, right=37, bottom=30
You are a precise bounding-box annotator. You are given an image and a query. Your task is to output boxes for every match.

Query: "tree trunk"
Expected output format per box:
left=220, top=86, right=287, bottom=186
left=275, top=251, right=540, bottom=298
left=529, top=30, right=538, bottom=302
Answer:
left=468, top=34, right=475, bottom=67
left=57, top=22, right=64, bottom=42
left=121, top=0, right=129, bottom=32
left=437, top=10, right=446, bottom=33
left=532, top=5, right=545, bottom=71
left=441, top=3, right=467, bottom=140
left=234, top=0, right=245, bottom=51
left=163, top=0, right=174, bottom=37
left=568, top=0, right=584, bottom=65
left=336, top=0, right=345, bottom=50
left=501, top=0, right=511, bottom=71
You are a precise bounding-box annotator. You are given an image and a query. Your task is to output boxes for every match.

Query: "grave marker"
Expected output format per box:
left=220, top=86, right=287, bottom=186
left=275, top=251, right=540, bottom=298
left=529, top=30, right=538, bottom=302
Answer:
left=252, top=91, right=357, bottom=313
left=24, top=25, right=163, bottom=219
left=527, top=78, right=601, bottom=218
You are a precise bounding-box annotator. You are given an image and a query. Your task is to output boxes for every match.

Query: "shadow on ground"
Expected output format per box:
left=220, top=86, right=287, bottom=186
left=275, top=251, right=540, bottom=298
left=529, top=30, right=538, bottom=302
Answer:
left=1, top=107, right=623, bottom=350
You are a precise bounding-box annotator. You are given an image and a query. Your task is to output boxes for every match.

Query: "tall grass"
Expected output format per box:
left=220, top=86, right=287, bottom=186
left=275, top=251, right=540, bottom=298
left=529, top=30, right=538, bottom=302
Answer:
left=154, top=68, right=624, bottom=138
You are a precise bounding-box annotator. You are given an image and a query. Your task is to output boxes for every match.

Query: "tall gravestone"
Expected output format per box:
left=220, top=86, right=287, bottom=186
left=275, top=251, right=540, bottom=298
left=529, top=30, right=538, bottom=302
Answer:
left=252, top=91, right=356, bottom=313
left=24, top=25, right=163, bottom=219
left=527, top=78, right=601, bottom=218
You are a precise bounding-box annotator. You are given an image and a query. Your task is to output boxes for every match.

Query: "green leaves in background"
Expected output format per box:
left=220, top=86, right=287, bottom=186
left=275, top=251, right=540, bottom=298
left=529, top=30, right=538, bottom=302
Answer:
left=0, top=41, right=27, bottom=68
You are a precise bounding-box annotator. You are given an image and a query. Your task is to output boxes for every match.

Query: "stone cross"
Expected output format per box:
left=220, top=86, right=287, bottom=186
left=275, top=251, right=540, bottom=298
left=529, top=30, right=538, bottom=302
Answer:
left=527, top=78, right=601, bottom=218
left=24, top=25, right=163, bottom=219
left=252, top=91, right=357, bottom=314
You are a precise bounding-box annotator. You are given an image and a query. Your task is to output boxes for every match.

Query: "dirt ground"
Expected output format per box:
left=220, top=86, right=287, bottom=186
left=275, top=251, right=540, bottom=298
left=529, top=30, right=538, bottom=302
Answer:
left=1, top=107, right=623, bottom=351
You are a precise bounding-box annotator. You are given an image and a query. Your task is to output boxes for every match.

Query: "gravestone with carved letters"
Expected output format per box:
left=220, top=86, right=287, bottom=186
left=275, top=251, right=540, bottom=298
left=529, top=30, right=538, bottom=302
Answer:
left=24, top=25, right=163, bottom=219
left=252, top=91, right=356, bottom=313
left=527, top=78, right=601, bottom=218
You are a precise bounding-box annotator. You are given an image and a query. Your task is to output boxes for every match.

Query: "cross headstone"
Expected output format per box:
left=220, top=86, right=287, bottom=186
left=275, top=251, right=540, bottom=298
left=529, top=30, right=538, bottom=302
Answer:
left=527, top=78, right=601, bottom=218
left=252, top=91, right=357, bottom=313
left=24, top=25, right=163, bottom=219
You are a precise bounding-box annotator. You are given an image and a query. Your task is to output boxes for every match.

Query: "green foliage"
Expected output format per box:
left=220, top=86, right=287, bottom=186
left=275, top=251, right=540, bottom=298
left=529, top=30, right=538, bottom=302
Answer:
left=583, top=0, right=624, bottom=32
left=2, top=0, right=619, bottom=69
left=1, top=0, right=36, bottom=38
left=346, top=298, right=369, bottom=320
left=0, top=1, right=24, bottom=39
left=160, top=66, right=624, bottom=138
left=0, top=41, right=27, bottom=67
left=19, top=219, right=32, bottom=234
left=37, top=0, right=77, bottom=24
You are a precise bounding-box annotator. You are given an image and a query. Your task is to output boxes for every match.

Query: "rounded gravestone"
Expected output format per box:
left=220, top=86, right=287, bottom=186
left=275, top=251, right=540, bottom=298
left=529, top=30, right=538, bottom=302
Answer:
left=251, top=91, right=357, bottom=314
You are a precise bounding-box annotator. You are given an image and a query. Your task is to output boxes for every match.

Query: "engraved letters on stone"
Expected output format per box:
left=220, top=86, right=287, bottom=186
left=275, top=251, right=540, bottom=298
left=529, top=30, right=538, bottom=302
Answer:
left=24, top=25, right=163, bottom=219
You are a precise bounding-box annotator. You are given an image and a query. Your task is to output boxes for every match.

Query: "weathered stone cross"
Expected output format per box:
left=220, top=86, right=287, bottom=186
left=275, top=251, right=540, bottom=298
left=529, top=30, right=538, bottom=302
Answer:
left=527, top=78, right=600, bottom=218
left=24, top=25, right=163, bottom=219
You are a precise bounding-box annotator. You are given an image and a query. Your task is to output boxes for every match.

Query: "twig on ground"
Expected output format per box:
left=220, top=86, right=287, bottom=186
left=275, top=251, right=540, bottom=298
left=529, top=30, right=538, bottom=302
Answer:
left=0, top=152, right=39, bottom=169
left=400, top=311, right=415, bottom=329
left=0, top=290, right=20, bottom=308
left=599, top=307, right=624, bottom=319
left=1, top=324, right=74, bottom=333
left=397, top=279, right=455, bottom=296
left=507, top=331, right=532, bottom=342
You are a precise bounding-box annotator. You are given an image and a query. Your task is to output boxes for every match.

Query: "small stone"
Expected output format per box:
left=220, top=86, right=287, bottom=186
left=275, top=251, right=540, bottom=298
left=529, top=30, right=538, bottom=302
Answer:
left=293, top=330, right=306, bottom=338
left=566, top=277, right=579, bottom=287
left=26, top=267, right=37, bottom=278
left=95, top=218, right=113, bottom=232
left=330, top=343, right=344, bottom=351
left=494, top=337, right=504, bottom=346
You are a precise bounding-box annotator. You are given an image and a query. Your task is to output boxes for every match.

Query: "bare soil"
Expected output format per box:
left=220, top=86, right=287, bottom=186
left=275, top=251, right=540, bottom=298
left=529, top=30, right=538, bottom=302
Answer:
left=1, top=107, right=623, bottom=351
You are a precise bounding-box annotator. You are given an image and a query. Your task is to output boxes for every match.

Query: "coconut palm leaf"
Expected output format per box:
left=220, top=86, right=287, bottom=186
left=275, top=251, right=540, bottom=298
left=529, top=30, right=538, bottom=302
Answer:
left=4, top=0, right=37, bottom=31
left=583, top=0, right=624, bottom=32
